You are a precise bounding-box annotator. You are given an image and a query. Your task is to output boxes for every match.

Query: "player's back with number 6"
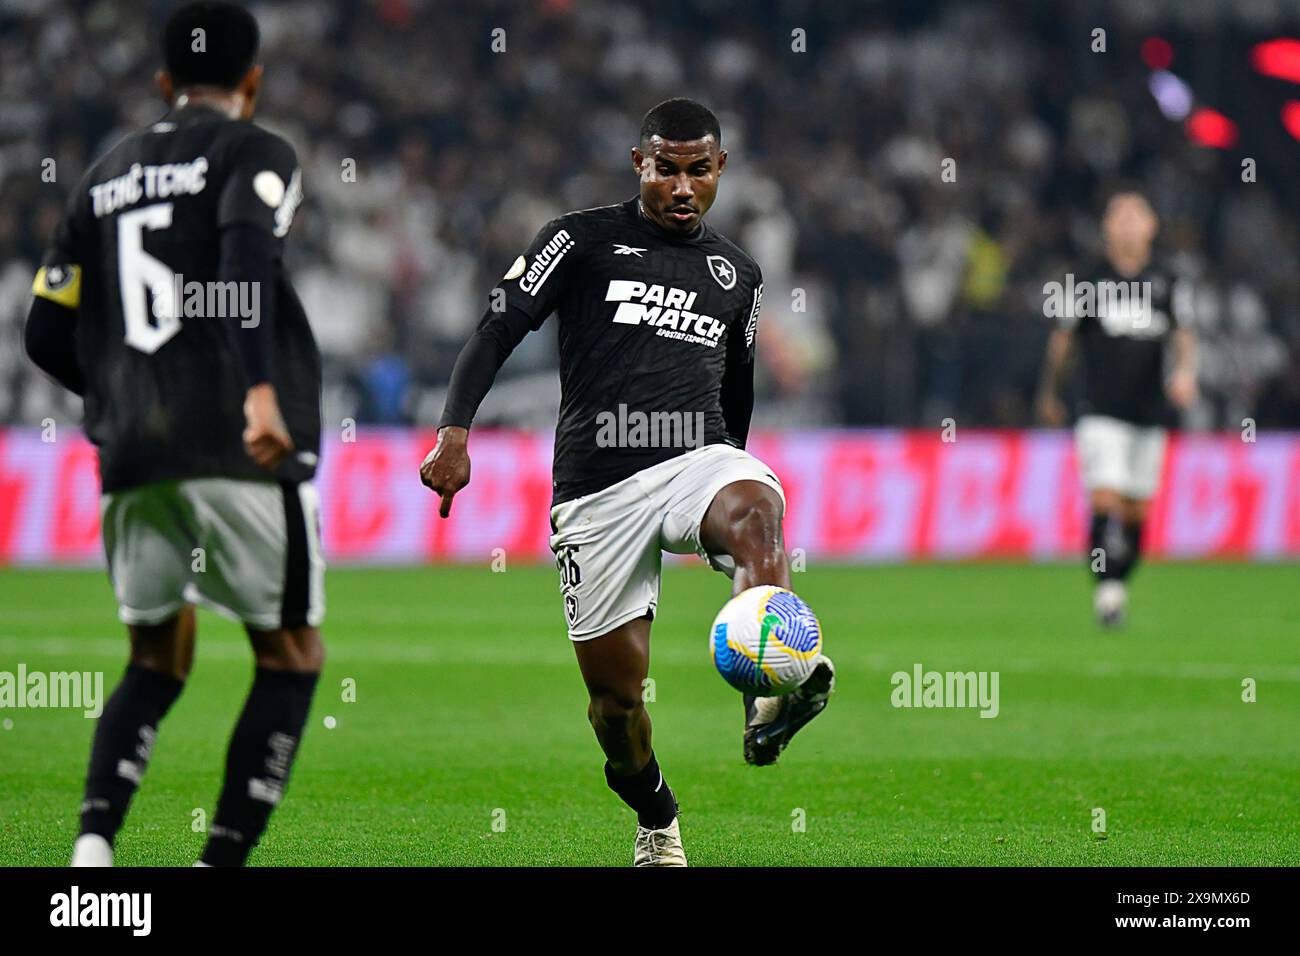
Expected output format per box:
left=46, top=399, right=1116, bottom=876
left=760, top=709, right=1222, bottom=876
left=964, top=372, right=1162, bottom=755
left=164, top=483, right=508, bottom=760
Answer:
left=24, top=0, right=325, bottom=868
left=31, top=35, right=318, bottom=492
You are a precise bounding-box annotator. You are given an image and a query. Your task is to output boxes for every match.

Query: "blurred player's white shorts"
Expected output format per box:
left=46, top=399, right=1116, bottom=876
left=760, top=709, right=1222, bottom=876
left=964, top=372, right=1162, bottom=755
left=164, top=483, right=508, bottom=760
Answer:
left=548, top=443, right=785, bottom=641
left=101, top=478, right=325, bottom=630
left=1074, top=414, right=1167, bottom=499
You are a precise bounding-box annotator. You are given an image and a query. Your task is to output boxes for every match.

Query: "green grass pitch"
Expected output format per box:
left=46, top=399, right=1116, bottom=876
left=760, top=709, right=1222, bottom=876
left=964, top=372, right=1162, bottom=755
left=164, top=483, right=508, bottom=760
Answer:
left=1, top=562, right=1297, bottom=866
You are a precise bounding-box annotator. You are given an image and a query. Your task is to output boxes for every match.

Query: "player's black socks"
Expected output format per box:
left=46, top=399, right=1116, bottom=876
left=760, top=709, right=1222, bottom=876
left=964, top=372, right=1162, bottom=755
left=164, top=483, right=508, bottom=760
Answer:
left=1118, top=521, right=1144, bottom=581
left=1089, top=512, right=1127, bottom=581
left=200, top=668, right=318, bottom=867
left=80, top=664, right=185, bottom=842
left=605, top=752, right=677, bottom=830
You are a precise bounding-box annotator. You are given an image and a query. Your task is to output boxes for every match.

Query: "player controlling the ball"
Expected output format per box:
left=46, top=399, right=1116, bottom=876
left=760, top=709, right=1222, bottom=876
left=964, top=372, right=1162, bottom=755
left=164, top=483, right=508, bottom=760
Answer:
left=419, top=99, right=834, bottom=866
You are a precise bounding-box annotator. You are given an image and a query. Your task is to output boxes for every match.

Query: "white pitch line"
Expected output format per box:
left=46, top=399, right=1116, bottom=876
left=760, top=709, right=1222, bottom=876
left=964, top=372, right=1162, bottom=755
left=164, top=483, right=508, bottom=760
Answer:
left=0, top=637, right=1297, bottom=682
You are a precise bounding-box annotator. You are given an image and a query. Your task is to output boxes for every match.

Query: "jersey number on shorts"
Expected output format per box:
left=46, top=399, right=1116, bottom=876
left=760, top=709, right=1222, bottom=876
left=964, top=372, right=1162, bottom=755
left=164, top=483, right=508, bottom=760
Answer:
left=556, top=546, right=582, bottom=625
left=117, top=203, right=183, bottom=354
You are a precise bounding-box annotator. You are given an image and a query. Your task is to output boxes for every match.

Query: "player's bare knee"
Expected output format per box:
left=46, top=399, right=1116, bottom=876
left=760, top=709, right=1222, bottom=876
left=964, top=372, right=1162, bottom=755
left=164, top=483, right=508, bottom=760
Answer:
left=128, top=646, right=191, bottom=682
left=249, top=625, right=325, bottom=673
left=1090, top=489, right=1123, bottom=515
left=723, top=496, right=786, bottom=579
left=721, top=490, right=782, bottom=549
left=128, top=616, right=193, bottom=681
left=1122, top=498, right=1149, bottom=525
left=588, top=688, right=641, bottom=734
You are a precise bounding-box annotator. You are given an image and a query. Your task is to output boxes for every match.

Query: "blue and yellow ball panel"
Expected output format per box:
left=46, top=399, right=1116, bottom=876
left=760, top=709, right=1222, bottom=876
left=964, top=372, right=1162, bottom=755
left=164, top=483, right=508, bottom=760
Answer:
left=763, top=590, right=823, bottom=657
left=712, top=620, right=772, bottom=694
left=712, top=589, right=823, bottom=696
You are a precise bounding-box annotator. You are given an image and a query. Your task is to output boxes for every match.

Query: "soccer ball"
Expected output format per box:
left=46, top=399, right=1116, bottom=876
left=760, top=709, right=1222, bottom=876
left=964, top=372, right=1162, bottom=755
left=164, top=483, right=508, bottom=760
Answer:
left=710, top=585, right=823, bottom=697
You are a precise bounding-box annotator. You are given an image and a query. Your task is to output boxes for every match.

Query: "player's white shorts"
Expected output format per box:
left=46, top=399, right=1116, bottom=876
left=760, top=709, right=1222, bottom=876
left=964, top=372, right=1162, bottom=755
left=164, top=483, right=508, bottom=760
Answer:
left=1074, top=414, right=1167, bottom=500
left=101, top=478, right=326, bottom=630
left=548, top=444, right=785, bottom=641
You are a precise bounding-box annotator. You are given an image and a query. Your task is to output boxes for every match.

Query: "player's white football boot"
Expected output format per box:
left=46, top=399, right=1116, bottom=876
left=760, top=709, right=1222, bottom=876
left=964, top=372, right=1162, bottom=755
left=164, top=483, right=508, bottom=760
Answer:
left=70, top=833, right=113, bottom=867
left=1094, top=580, right=1127, bottom=628
left=744, top=654, right=835, bottom=766
left=633, top=816, right=687, bottom=867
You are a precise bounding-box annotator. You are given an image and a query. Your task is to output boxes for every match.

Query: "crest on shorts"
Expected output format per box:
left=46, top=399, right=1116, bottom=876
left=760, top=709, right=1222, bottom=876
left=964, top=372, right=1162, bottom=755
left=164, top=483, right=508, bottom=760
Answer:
left=706, top=255, right=737, bottom=290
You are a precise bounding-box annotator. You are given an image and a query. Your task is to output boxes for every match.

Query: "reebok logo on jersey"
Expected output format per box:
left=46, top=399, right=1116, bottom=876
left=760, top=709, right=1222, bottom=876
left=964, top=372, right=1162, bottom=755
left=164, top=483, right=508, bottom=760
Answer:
left=605, top=280, right=726, bottom=347
left=520, top=229, right=574, bottom=295
left=613, top=244, right=645, bottom=257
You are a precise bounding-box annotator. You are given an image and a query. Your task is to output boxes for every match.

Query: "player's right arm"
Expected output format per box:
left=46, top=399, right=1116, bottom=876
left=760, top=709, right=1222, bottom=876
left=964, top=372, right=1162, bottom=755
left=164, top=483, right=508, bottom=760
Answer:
left=420, top=216, right=580, bottom=516
left=24, top=194, right=89, bottom=396
left=1036, top=325, right=1074, bottom=427
left=1165, top=277, right=1198, bottom=410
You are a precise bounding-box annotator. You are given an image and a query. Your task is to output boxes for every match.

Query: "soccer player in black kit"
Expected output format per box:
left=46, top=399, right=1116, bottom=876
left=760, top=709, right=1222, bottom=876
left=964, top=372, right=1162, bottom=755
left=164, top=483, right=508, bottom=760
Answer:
left=1037, top=188, right=1197, bottom=627
left=25, top=2, right=324, bottom=866
left=420, top=99, right=834, bottom=865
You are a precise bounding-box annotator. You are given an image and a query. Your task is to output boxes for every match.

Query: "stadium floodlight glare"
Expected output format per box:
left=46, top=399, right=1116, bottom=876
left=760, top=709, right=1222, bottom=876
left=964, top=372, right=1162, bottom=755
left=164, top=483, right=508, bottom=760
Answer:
left=1149, top=70, right=1193, bottom=121
left=1140, top=36, right=1174, bottom=71
left=1185, top=107, right=1239, bottom=149
left=1282, top=100, right=1300, bottom=141
left=1251, top=37, right=1300, bottom=84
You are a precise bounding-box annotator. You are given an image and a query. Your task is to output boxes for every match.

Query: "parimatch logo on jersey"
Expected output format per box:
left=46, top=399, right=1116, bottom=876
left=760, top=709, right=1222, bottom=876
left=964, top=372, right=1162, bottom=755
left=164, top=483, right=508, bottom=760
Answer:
left=605, top=280, right=726, bottom=347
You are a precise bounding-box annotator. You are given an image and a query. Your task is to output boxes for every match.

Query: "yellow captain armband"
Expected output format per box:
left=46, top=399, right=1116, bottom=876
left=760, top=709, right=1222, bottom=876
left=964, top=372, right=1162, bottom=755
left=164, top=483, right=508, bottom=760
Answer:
left=32, top=264, right=82, bottom=309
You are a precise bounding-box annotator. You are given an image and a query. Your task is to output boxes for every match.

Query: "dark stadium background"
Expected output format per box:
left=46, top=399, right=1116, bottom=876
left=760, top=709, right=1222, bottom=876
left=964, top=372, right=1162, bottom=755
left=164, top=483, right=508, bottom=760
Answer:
left=3, top=0, right=1297, bottom=434
left=2, top=0, right=1300, bottom=876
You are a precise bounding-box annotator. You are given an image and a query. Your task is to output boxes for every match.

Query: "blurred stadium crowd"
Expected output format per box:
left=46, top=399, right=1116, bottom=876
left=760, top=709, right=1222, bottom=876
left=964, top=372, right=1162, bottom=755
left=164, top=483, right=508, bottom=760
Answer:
left=3, top=0, right=1298, bottom=431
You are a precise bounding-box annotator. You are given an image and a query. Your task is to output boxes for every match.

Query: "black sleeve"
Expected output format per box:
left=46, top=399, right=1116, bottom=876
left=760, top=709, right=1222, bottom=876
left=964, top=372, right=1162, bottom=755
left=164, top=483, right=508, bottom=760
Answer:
left=497, top=215, right=581, bottom=327
left=27, top=187, right=90, bottom=395
left=720, top=269, right=763, bottom=447
left=24, top=295, right=85, bottom=396
left=437, top=215, right=582, bottom=429
left=216, top=128, right=302, bottom=386
left=438, top=302, right=537, bottom=429
left=219, top=223, right=278, bottom=386
left=217, top=128, right=302, bottom=239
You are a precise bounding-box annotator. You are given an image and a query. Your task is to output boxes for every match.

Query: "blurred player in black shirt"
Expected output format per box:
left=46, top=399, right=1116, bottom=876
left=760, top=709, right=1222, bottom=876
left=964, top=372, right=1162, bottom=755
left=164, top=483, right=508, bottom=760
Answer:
left=420, top=99, right=834, bottom=865
left=1037, top=187, right=1197, bottom=626
left=25, top=1, right=324, bottom=866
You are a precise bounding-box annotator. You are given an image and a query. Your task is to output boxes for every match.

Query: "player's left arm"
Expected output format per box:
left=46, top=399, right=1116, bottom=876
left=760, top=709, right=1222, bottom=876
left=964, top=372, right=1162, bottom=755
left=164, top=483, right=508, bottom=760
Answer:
left=421, top=214, right=582, bottom=516
left=25, top=195, right=88, bottom=396
left=1166, top=277, right=1198, bottom=410
left=217, top=128, right=304, bottom=469
left=720, top=264, right=762, bottom=448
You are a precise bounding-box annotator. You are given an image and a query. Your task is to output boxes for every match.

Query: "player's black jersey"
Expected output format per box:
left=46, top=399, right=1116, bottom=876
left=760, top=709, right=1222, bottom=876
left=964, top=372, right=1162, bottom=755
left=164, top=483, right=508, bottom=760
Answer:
left=35, top=104, right=320, bottom=492
left=499, top=198, right=763, bottom=504
left=1061, top=261, right=1191, bottom=427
